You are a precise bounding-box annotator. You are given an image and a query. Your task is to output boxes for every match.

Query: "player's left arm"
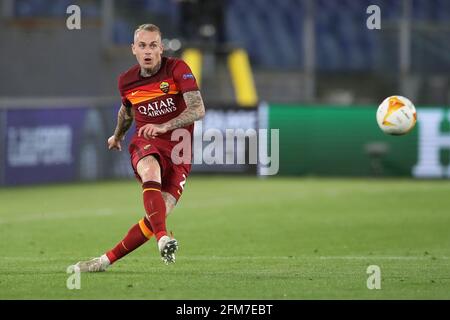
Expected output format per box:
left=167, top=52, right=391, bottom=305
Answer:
left=138, top=90, right=205, bottom=139
left=165, top=90, right=205, bottom=130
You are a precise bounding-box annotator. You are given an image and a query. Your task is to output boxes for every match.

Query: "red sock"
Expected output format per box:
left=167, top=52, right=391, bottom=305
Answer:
left=106, top=217, right=154, bottom=264
left=142, top=181, right=167, bottom=241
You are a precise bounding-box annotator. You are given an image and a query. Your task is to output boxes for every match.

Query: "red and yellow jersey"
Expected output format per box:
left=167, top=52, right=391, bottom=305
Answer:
left=118, top=57, right=199, bottom=141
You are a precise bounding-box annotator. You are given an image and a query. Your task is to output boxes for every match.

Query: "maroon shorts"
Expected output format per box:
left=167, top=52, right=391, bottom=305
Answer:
left=128, top=135, right=191, bottom=201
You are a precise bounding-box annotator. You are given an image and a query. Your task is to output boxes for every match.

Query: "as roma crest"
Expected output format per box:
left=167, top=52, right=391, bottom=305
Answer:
left=160, top=81, right=170, bottom=93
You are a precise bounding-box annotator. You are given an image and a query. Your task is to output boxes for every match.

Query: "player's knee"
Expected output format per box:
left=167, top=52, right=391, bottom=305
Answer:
left=137, top=156, right=161, bottom=182
left=140, top=168, right=160, bottom=183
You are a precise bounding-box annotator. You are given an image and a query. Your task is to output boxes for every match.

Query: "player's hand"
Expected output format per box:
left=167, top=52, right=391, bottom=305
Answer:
left=138, top=124, right=168, bottom=140
left=107, top=135, right=122, bottom=151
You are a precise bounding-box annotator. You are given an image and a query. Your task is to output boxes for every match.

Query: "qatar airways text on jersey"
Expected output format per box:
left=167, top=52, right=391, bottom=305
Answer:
left=136, top=97, right=177, bottom=117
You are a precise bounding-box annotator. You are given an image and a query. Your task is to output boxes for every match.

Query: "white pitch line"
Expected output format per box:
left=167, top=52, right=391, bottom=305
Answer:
left=1, top=256, right=448, bottom=262
left=181, top=256, right=450, bottom=261
left=317, top=256, right=449, bottom=260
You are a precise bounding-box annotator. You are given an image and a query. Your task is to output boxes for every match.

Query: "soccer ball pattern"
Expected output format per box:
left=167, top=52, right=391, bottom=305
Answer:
left=376, top=96, right=417, bottom=135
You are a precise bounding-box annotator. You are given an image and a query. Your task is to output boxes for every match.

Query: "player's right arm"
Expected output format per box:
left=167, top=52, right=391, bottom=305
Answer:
left=108, top=102, right=134, bottom=151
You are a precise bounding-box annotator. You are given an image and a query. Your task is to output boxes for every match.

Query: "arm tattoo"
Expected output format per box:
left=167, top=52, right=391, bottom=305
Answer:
left=165, top=91, right=205, bottom=131
left=113, top=103, right=134, bottom=140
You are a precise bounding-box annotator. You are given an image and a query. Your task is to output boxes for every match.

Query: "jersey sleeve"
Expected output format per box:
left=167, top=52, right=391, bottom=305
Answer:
left=118, top=74, right=132, bottom=108
left=172, top=60, right=199, bottom=94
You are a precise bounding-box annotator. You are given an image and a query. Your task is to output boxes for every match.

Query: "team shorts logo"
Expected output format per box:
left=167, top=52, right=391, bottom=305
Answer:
left=160, top=81, right=170, bottom=93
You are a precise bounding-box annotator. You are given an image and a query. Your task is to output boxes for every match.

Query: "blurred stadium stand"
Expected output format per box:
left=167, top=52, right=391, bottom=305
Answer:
left=14, top=0, right=101, bottom=17
left=1, top=0, right=450, bottom=104
left=1, top=0, right=450, bottom=185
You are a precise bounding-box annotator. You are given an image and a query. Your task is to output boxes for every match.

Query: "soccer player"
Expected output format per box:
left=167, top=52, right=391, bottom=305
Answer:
left=74, top=24, right=205, bottom=271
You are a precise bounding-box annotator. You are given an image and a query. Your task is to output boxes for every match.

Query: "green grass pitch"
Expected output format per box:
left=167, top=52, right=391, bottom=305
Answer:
left=0, top=176, right=449, bottom=299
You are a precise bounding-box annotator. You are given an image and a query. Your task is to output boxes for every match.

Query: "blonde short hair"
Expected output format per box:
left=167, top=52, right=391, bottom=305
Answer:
left=134, top=24, right=162, bottom=42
